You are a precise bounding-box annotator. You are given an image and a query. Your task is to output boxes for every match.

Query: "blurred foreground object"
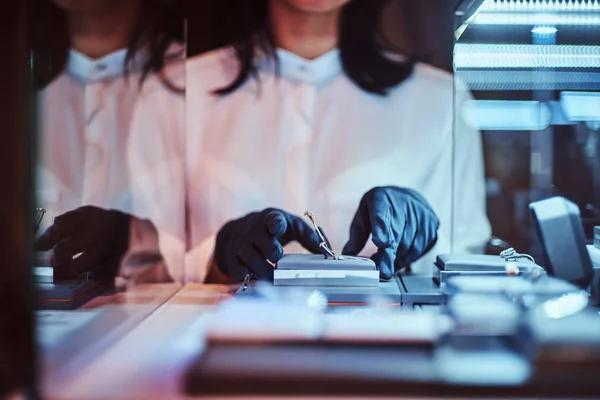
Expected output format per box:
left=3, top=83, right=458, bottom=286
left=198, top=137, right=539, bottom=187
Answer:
left=0, top=0, right=37, bottom=397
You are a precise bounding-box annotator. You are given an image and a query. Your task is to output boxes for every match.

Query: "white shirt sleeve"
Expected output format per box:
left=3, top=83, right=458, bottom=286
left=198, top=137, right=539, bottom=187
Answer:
left=125, top=64, right=187, bottom=283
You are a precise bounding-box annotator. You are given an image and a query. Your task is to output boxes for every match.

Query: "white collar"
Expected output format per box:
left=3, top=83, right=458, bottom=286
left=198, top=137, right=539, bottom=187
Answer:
left=260, top=48, right=342, bottom=87
left=66, top=42, right=185, bottom=84
left=67, top=48, right=136, bottom=83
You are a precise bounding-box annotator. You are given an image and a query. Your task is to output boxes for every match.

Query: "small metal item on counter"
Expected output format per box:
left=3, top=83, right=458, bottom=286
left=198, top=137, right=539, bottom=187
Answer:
left=242, top=273, right=251, bottom=292
left=304, top=211, right=343, bottom=260
left=500, top=247, right=535, bottom=263
left=499, top=247, right=544, bottom=280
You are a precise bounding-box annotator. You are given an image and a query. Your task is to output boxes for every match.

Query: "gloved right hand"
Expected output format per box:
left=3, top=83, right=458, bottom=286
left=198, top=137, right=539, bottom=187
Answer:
left=214, top=208, right=323, bottom=281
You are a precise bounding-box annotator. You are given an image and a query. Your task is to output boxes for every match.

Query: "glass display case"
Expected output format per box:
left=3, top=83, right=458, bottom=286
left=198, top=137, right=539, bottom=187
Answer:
left=453, top=0, right=600, bottom=260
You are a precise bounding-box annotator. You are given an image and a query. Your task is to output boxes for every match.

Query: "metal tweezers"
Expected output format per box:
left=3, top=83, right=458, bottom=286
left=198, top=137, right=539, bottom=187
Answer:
left=304, top=211, right=342, bottom=260
left=242, top=273, right=251, bottom=291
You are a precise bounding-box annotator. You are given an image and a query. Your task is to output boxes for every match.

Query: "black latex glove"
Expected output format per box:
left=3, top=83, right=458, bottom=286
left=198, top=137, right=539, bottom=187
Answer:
left=342, top=186, right=439, bottom=280
left=35, top=206, right=131, bottom=282
left=214, top=208, right=323, bottom=281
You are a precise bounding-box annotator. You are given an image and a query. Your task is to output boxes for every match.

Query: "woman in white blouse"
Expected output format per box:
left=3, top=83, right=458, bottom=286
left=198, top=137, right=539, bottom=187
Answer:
left=34, top=0, right=185, bottom=282
left=129, top=0, right=491, bottom=283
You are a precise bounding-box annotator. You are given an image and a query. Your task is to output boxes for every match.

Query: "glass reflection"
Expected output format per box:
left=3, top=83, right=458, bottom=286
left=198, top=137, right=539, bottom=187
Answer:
left=31, top=0, right=185, bottom=395
left=33, top=0, right=185, bottom=291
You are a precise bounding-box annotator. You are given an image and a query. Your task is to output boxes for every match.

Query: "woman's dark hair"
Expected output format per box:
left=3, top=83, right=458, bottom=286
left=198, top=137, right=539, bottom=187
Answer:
left=214, top=0, right=415, bottom=97
left=32, top=0, right=185, bottom=91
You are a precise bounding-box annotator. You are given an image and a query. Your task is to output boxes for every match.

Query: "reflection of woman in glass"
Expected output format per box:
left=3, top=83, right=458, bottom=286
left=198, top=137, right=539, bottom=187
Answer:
left=131, top=0, right=491, bottom=284
left=33, top=0, right=184, bottom=282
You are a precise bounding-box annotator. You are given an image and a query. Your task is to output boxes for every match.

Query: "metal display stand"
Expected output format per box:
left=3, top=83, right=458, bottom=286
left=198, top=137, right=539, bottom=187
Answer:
left=236, top=274, right=449, bottom=307
left=236, top=278, right=403, bottom=305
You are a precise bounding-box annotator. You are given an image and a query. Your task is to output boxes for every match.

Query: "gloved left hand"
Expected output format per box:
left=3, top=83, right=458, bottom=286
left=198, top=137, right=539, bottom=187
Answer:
left=342, top=186, right=439, bottom=280
left=35, top=206, right=131, bottom=282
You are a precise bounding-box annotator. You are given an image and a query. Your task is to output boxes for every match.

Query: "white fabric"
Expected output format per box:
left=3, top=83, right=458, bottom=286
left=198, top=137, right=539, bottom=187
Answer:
left=37, top=48, right=139, bottom=227
left=127, top=59, right=187, bottom=283
left=37, top=43, right=185, bottom=282
left=129, top=46, right=492, bottom=283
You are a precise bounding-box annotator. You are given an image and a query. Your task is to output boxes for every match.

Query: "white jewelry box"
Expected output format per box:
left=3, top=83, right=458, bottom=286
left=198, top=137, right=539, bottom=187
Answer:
left=273, top=254, right=380, bottom=287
